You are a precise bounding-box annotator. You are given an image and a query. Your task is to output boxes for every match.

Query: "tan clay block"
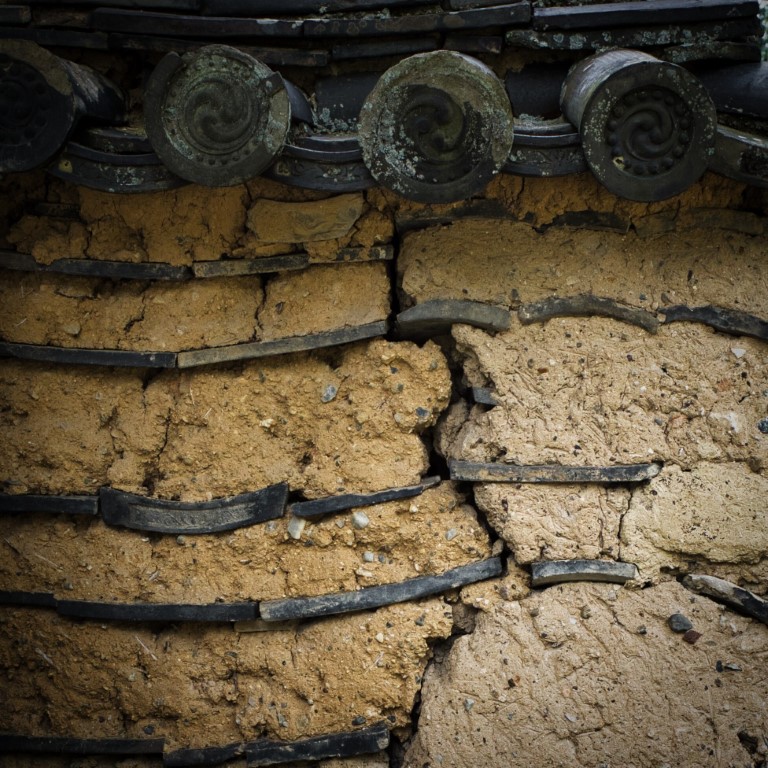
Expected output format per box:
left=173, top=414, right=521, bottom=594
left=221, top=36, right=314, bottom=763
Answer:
left=258, top=262, right=390, bottom=341
left=247, top=195, right=365, bottom=244
left=404, top=581, right=768, bottom=768
left=0, top=339, right=450, bottom=499
left=473, top=483, right=630, bottom=564
left=7, top=215, right=89, bottom=264
left=80, top=186, right=249, bottom=265
left=0, top=271, right=263, bottom=351
left=622, top=462, right=768, bottom=591
left=399, top=218, right=768, bottom=317
left=440, top=321, right=767, bottom=471
left=0, top=362, right=169, bottom=496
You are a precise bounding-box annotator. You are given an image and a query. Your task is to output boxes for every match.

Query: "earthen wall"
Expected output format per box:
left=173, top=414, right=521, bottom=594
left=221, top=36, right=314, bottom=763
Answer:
left=1, top=166, right=766, bottom=767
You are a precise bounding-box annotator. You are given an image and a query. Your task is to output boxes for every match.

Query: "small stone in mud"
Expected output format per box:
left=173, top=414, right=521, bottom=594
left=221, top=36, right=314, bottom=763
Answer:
left=464, top=698, right=475, bottom=712
left=352, top=511, right=370, bottom=529
left=363, top=551, right=375, bottom=563
left=287, top=516, right=306, bottom=540
left=580, top=605, right=592, bottom=619
left=62, top=322, right=81, bottom=337
left=668, top=613, right=693, bottom=633
left=757, top=418, right=768, bottom=434
left=321, top=384, right=338, bottom=403
left=445, top=528, right=458, bottom=541
left=683, top=629, right=702, bottom=644
left=352, top=715, right=367, bottom=726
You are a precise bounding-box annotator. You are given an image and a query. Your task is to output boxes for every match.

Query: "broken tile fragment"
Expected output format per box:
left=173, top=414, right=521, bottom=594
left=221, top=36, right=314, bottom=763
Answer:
left=531, top=559, right=638, bottom=587
left=682, top=574, right=768, bottom=626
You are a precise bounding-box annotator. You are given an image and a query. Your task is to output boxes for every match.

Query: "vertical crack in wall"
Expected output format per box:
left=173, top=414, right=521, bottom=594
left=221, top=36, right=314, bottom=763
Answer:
left=140, top=368, right=172, bottom=496
left=253, top=272, right=274, bottom=342
left=388, top=237, right=511, bottom=767
left=121, top=283, right=148, bottom=337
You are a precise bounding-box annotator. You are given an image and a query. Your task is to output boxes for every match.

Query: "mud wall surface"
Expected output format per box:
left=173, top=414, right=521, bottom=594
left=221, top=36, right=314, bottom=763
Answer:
left=1, top=168, right=767, bottom=768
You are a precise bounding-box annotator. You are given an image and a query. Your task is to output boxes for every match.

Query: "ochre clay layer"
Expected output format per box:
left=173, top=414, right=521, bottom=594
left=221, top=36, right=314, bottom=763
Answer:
left=621, top=462, right=768, bottom=590
left=7, top=186, right=389, bottom=266
left=0, top=271, right=264, bottom=351
left=399, top=218, right=768, bottom=317
left=0, top=262, right=389, bottom=352
left=0, top=599, right=453, bottom=751
left=0, top=484, right=492, bottom=603
left=0, top=339, right=451, bottom=499
left=473, top=483, right=630, bottom=565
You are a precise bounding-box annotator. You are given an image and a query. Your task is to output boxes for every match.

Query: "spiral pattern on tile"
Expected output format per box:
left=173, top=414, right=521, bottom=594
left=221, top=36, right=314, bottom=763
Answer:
left=165, top=52, right=270, bottom=166
left=606, top=87, right=692, bottom=177
left=145, top=44, right=290, bottom=185
left=397, top=85, right=479, bottom=184
left=359, top=50, right=514, bottom=204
